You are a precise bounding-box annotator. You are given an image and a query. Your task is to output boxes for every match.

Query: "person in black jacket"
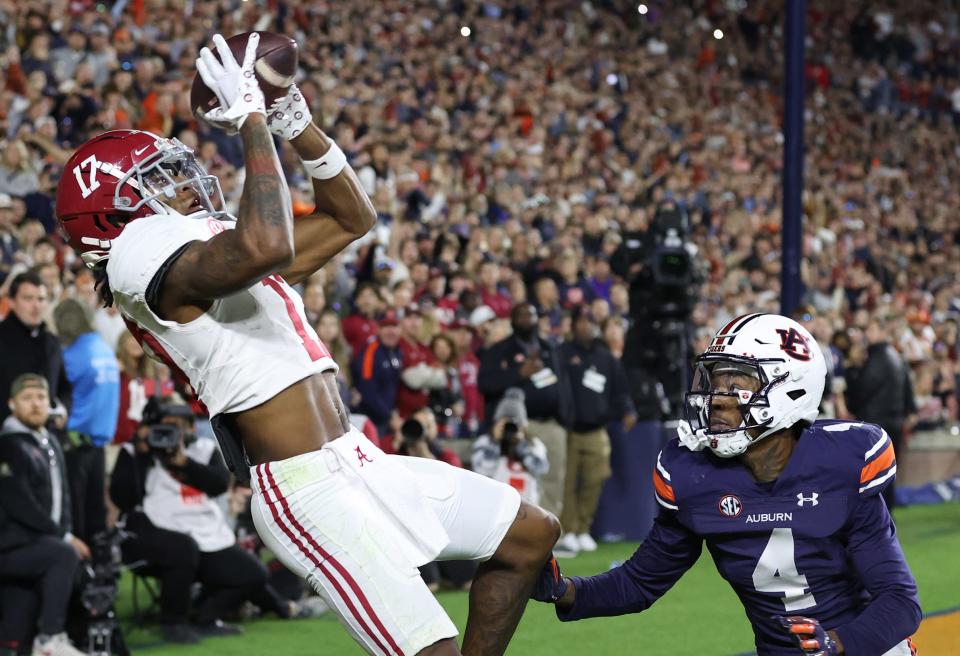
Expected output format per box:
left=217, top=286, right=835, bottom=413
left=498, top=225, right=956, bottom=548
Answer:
left=0, top=374, right=88, bottom=656
left=0, top=273, right=71, bottom=425
left=556, top=307, right=636, bottom=557
left=110, top=398, right=285, bottom=643
left=478, top=302, right=571, bottom=518
left=845, top=319, right=917, bottom=509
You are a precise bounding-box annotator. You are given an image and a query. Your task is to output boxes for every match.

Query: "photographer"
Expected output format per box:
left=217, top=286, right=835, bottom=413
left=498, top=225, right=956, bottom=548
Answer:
left=471, top=388, right=549, bottom=506
left=394, top=407, right=462, bottom=468
left=109, top=398, right=270, bottom=643
left=0, top=374, right=88, bottom=656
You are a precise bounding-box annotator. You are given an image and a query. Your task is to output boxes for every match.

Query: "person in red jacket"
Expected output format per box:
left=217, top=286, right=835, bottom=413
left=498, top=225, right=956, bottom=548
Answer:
left=478, top=260, right=513, bottom=318
left=396, top=304, right=446, bottom=418
left=449, top=320, right=484, bottom=437
left=340, top=282, right=382, bottom=356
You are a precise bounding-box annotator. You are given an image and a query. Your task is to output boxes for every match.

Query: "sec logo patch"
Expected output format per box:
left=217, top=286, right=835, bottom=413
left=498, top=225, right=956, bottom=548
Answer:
left=208, top=219, right=226, bottom=235
left=718, top=494, right=743, bottom=518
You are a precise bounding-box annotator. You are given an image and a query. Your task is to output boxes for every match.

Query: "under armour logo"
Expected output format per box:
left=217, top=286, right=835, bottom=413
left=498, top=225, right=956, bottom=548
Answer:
left=797, top=492, right=819, bottom=507
left=355, top=446, right=373, bottom=467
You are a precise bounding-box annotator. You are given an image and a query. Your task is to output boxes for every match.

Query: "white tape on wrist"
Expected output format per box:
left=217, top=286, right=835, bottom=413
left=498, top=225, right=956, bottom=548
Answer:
left=301, top=141, right=347, bottom=180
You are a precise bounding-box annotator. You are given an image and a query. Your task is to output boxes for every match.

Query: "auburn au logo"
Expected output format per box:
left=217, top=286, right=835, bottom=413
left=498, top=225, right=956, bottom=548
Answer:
left=776, top=327, right=811, bottom=361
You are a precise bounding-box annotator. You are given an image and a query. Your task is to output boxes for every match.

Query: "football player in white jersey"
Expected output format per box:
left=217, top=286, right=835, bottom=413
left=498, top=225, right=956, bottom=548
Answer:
left=55, top=34, right=559, bottom=655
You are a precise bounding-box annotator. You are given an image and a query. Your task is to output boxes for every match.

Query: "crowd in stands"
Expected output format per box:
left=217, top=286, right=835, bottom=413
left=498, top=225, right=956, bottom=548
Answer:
left=0, top=0, right=958, bottom=648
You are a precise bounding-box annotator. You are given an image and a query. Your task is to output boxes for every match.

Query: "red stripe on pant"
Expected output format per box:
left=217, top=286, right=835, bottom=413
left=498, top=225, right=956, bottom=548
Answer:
left=256, top=464, right=403, bottom=656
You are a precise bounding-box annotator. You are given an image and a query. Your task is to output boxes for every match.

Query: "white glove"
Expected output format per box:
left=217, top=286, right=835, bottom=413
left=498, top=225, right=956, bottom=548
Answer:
left=267, top=83, right=313, bottom=140
left=196, top=33, right=266, bottom=131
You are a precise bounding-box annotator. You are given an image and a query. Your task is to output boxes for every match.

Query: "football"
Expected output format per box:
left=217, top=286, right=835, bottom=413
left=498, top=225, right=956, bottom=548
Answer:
left=190, top=31, right=298, bottom=122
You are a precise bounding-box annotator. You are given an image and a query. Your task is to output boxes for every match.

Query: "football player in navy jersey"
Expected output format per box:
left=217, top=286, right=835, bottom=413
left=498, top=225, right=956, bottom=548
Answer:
left=532, top=314, right=921, bottom=655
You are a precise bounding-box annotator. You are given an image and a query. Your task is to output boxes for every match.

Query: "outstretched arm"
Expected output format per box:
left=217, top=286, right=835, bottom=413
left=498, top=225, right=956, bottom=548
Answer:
left=553, top=511, right=702, bottom=620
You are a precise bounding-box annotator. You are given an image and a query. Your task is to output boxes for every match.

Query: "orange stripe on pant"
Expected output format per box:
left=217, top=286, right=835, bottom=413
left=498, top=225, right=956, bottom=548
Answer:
left=860, top=443, right=895, bottom=484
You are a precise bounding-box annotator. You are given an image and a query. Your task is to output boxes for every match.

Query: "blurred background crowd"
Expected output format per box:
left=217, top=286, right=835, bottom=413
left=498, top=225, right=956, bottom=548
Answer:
left=0, top=0, right=958, bottom=648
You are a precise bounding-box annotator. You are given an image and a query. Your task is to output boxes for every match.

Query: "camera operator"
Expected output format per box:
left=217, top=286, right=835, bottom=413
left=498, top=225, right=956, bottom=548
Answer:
left=472, top=388, right=549, bottom=506
left=611, top=203, right=703, bottom=419
left=109, top=397, right=267, bottom=643
left=0, top=374, right=88, bottom=656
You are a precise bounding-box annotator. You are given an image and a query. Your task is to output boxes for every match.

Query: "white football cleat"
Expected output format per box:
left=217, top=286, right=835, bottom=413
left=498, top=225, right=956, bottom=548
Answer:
left=554, top=532, right=581, bottom=558
left=32, top=633, right=86, bottom=656
left=577, top=532, right=598, bottom=552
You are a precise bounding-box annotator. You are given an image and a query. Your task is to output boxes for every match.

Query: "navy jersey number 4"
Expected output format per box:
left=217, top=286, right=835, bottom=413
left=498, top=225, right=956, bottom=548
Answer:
left=559, top=420, right=920, bottom=656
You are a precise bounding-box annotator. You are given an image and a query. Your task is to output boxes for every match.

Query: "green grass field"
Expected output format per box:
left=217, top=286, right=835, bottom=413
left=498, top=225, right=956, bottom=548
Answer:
left=122, top=504, right=959, bottom=655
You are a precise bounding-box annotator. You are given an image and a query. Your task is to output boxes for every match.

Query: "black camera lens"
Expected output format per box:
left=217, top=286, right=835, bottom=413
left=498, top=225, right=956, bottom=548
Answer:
left=400, top=418, right=425, bottom=441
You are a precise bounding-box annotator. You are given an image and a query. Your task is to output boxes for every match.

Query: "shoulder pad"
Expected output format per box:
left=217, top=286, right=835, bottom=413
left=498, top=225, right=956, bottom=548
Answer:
left=653, top=437, right=688, bottom=511
left=807, top=421, right=896, bottom=497
left=106, top=213, right=232, bottom=300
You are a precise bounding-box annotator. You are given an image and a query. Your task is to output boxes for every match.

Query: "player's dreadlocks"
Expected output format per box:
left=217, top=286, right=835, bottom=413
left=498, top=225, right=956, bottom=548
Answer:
left=93, top=265, right=114, bottom=307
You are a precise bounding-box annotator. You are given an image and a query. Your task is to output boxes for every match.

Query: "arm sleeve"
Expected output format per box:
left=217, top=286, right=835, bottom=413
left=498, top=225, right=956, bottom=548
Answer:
left=169, top=448, right=230, bottom=497
left=557, top=510, right=702, bottom=621
left=833, top=495, right=922, bottom=654
left=0, top=444, right=63, bottom=537
left=109, top=447, right=152, bottom=513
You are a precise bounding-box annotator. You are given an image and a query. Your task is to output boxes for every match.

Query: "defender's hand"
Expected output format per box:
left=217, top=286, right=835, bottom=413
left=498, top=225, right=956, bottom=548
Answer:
left=773, top=616, right=839, bottom=655
left=531, top=554, right=568, bottom=603
left=196, top=33, right=266, bottom=131
left=267, top=83, right=313, bottom=140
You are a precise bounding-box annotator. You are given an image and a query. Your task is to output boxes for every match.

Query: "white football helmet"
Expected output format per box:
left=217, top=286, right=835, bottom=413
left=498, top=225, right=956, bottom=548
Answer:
left=679, top=313, right=826, bottom=458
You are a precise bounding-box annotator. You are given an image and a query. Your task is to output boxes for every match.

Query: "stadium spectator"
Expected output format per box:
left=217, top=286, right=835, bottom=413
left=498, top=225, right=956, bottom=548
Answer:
left=556, top=307, right=636, bottom=557
left=477, top=260, right=512, bottom=319
left=113, top=331, right=174, bottom=445
left=428, top=332, right=465, bottom=438
left=396, top=304, right=446, bottom=418
left=0, top=193, right=19, bottom=286
left=846, top=318, right=918, bottom=509
left=54, top=298, right=119, bottom=544
left=479, top=303, right=571, bottom=518
left=315, top=307, right=353, bottom=389
left=0, top=373, right=88, bottom=656
left=351, top=309, right=403, bottom=436
left=340, top=281, right=381, bottom=356
left=0, top=272, right=69, bottom=424
left=449, top=320, right=485, bottom=437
